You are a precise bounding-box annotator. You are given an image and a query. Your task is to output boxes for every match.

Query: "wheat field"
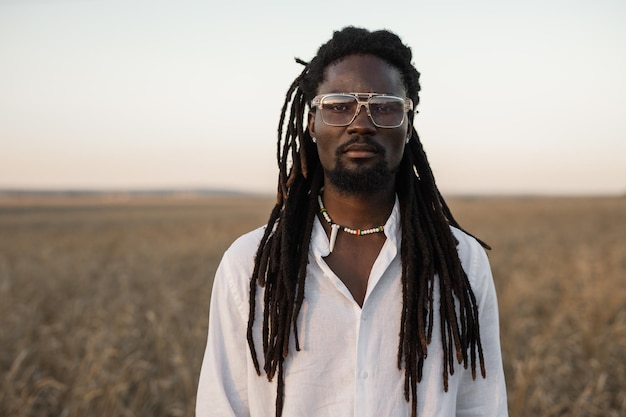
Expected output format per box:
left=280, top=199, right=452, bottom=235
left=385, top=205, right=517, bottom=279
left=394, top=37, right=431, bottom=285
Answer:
left=0, top=194, right=624, bottom=417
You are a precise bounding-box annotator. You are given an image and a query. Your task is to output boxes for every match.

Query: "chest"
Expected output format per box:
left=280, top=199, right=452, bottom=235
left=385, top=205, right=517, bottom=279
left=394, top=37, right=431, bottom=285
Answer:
left=322, top=233, right=387, bottom=307
left=249, top=255, right=455, bottom=417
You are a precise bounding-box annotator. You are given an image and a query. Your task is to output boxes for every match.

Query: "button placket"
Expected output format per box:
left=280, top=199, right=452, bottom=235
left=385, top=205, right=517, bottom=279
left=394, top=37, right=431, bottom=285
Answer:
left=354, top=304, right=373, bottom=416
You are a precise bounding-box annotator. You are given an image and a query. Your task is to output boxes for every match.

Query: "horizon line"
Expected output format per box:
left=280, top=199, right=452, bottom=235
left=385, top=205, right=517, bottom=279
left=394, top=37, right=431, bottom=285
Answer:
left=0, top=187, right=624, bottom=199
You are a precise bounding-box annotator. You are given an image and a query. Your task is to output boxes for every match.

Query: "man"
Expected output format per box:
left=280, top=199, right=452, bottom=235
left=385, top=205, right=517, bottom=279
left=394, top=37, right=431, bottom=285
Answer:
left=197, top=27, right=508, bottom=417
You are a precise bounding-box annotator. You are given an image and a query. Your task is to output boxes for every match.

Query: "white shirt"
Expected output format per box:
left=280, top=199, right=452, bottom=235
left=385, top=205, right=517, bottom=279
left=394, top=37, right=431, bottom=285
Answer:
left=196, top=200, right=508, bottom=417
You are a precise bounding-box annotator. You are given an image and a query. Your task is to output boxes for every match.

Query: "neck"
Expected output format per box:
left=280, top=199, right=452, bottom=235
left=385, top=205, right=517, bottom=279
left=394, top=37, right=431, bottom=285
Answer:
left=320, top=183, right=396, bottom=230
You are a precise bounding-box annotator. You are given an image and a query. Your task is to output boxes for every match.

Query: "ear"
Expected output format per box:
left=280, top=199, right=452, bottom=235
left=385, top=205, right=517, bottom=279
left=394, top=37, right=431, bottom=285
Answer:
left=308, top=111, right=316, bottom=138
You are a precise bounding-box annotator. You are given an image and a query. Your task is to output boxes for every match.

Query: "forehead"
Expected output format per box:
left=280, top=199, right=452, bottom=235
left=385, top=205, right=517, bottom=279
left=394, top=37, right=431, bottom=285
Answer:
left=317, top=54, right=406, bottom=96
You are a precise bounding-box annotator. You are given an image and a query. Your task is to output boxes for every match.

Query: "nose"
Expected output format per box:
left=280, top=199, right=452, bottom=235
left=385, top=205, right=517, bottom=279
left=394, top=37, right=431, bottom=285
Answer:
left=349, top=102, right=376, bottom=131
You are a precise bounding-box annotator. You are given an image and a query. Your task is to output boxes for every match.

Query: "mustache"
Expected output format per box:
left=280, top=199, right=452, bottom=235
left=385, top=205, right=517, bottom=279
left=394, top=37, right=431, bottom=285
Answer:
left=335, top=136, right=386, bottom=156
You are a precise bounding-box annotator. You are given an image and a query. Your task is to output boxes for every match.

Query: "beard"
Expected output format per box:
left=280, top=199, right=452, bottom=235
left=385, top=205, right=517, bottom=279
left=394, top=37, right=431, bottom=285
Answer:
left=325, top=138, right=396, bottom=195
left=326, top=160, right=394, bottom=195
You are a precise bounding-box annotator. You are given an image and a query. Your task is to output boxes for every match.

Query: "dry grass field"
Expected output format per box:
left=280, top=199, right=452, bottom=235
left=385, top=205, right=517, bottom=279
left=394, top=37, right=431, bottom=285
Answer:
left=0, top=194, right=624, bottom=417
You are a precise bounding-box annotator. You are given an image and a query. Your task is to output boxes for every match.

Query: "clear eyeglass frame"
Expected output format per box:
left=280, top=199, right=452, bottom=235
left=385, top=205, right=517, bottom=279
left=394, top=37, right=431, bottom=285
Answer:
left=310, top=92, right=414, bottom=128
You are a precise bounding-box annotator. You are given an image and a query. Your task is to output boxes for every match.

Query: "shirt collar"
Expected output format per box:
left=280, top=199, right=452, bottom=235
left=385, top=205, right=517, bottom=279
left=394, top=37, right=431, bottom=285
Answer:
left=311, top=195, right=401, bottom=257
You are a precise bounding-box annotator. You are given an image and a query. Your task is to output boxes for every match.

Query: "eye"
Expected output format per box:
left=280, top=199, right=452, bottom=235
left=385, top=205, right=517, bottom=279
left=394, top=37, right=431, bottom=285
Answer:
left=371, top=103, right=392, bottom=113
left=322, top=96, right=356, bottom=113
left=328, top=103, right=349, bottom=112
left=371, top=99, right=403, bottom=114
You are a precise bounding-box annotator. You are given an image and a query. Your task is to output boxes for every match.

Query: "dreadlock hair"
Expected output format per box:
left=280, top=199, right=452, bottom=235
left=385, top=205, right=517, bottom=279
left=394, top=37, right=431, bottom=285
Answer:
left=247, top=26, right=490, bottom=417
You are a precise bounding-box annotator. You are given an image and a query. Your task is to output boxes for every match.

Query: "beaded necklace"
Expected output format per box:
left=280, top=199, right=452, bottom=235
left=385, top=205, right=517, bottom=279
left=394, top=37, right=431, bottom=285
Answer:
left=317, top=192, right=385, bottom=252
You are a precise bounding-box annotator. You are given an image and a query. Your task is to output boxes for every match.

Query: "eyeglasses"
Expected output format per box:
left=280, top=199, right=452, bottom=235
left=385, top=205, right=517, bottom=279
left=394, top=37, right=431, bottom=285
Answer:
left=311, top=92, right=414, bottom=128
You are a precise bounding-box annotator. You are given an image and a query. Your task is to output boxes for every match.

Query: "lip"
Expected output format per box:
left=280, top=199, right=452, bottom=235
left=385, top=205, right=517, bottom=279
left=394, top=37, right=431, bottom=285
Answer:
left=342, top=143, right=380, bottom=159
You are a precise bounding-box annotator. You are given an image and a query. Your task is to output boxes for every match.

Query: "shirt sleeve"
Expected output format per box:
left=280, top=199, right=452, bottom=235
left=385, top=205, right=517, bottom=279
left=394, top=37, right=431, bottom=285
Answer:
left=196, top=252, right=251, bottom=417
left=455, top=239, right=509, bottom=417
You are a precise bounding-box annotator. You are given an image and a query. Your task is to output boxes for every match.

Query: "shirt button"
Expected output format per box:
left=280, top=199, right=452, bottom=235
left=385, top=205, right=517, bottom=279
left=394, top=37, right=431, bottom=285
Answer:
left=361, top=314, right=368, bottom=322
left=360, top=370, right=368, bottom=379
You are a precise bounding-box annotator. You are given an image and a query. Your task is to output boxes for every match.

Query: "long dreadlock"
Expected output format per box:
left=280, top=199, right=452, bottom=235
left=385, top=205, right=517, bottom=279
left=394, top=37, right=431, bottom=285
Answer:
left=246, top=26, right=490, bottom=417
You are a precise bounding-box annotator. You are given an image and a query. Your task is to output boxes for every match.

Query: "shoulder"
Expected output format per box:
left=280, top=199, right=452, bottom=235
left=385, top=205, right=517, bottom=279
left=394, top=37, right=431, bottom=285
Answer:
left=218, top=225, right=267, bottom=277
left=211, top=226, right=267, bottom=316
left=449, top=226, right=492, bottom=290
left=224, top=225, right=267, bottom=258
left=450, top=226, right=484, bottom=256
left=215, top=225, right=266, bottom=281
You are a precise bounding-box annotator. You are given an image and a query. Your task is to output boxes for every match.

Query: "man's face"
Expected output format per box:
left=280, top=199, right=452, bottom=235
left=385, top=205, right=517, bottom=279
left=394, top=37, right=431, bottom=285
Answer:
left=308, top=54, right=411, bottom=195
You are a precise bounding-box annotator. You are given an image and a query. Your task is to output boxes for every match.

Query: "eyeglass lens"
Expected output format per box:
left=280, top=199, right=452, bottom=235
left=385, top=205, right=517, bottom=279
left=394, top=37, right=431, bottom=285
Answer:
left=320, top=95, right=406, bottom=127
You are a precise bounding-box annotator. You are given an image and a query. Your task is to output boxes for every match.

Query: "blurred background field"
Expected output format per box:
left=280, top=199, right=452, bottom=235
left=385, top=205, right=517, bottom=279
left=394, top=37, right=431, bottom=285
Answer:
left=0, top=194, right=624, bottom=417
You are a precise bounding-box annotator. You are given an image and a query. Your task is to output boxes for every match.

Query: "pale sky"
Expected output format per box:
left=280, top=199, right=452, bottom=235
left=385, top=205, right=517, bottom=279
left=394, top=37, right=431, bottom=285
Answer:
left=1, top=0, right=624, bottom=195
